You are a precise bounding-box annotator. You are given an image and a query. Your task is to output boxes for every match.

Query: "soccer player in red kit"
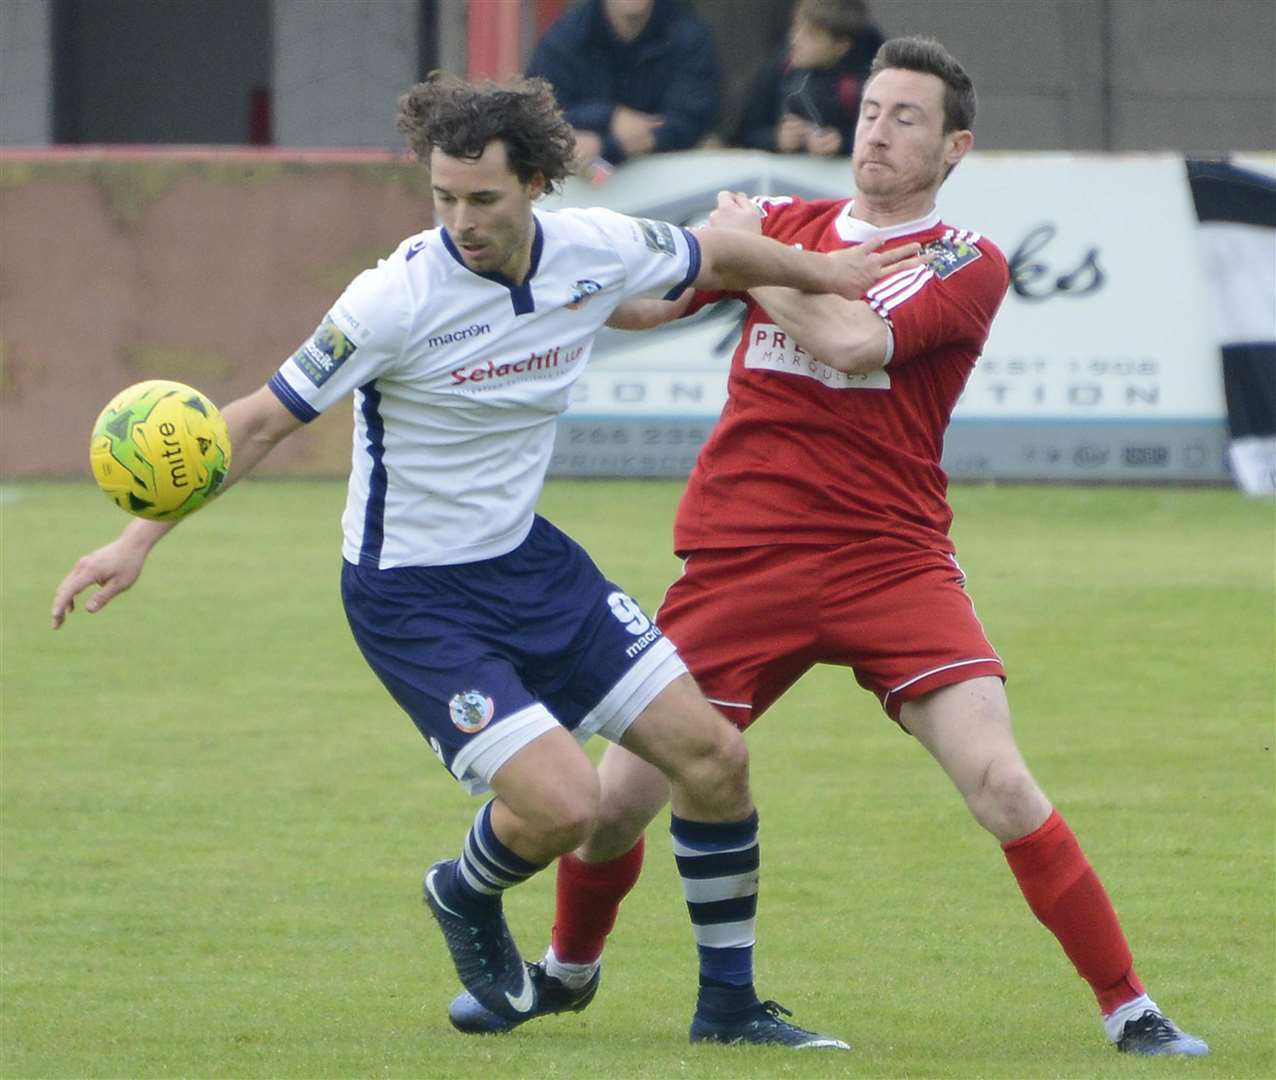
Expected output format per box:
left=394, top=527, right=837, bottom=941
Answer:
left=449, top=36, right=1208, bottom=1057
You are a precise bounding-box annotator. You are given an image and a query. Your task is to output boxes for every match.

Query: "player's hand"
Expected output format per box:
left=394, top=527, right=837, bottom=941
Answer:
left=51, top=535, right=149, bottom=629
left=828, top=239, right=932, bottom=298
left=707, top=191, right=763, bottom=235
left=776, top=114, right=813, bottom=153
left=806, top=126, right=842, bottom=157
left=611, top=106, right=663, bottom=157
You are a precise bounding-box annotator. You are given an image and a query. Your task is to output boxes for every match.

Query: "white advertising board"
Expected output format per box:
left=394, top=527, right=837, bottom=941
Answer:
left=542, top=151, right=1229, bottom=480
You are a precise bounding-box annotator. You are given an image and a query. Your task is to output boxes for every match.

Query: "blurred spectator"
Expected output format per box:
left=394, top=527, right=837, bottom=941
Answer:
left=527, top=0, right=721, bottom=174
left=733, top=0, right=885, bottom=157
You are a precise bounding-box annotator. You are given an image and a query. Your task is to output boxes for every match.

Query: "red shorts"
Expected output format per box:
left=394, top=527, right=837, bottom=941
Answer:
left=657, top=538, right=1005, bottom=727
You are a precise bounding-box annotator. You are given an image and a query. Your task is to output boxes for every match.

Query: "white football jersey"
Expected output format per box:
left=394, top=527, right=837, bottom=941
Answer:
left=269, top=208, right=700, bottom=569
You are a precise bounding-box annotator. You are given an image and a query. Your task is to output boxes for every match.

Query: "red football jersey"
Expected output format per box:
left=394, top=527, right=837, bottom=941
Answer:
left=674, top=196, right=1009, bottom=555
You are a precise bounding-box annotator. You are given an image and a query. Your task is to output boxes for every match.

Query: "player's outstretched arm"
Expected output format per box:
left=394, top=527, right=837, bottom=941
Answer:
left=50, top=518, right=173, bottom=629
left=216, top=385, right=306, bottom=491
left=748, top=242, right=927, bottom=372
left=606, top=291, right=695, bottom=331
left=693, top=213, right=925, bottom=301
left=737, top=246, right=917, bottom=373
left=51, top=385, right=302, bottom=629
left=749, top=287, right=892, bottom=374
left=699, top=189, right=923, bottom=373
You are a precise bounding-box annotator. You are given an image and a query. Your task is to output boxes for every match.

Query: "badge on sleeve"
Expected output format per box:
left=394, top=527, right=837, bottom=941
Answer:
left=292, top=313, right=358, bottom=387
left=923, top=235, right=983, bottom=279
left=635, top=218, right=677, bottom=257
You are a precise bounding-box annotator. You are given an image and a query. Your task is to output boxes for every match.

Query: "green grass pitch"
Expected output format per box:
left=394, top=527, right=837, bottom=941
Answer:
left=2, top=479, right=1273, bottom=1079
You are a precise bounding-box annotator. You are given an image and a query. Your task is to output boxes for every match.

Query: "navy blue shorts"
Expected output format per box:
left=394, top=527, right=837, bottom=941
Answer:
left=341, top=516, right=686, bottom=794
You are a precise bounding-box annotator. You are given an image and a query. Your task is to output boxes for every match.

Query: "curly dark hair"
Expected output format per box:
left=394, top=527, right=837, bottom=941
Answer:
left=869, top=36, right=976, bottom=133
left=396, top=72, right=576, bottom=193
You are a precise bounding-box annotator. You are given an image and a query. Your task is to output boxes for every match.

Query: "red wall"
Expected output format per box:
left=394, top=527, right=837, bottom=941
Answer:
left=0, top=151, right=434, bottom=479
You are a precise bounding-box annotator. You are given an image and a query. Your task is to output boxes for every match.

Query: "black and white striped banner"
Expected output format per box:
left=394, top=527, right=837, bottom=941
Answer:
left=1189, top=159, right=1276, bottom=495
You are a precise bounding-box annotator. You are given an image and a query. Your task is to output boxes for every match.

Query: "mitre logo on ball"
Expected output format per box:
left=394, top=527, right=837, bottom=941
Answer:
left=89, top=379, right=232, bottom=521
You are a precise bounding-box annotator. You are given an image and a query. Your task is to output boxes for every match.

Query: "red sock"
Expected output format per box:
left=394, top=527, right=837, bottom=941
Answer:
left=1002, top=809, right=1145, bottom=1014
left=551, top=836, right=646, bottom=964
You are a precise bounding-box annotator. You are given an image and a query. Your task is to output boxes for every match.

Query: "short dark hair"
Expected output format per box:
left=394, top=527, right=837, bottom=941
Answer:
left=795, top=0, right=871, bottom=40
left=868, top=36, right=976, bottom=132
left=396, top=72, right=575, bottom=192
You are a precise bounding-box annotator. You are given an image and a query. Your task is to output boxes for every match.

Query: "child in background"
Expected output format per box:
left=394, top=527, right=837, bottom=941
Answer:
left=734, top=0, right=884, bottom=157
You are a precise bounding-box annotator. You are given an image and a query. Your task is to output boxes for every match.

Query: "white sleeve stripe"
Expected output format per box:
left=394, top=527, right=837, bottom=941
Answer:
left=872, top=270, right=934, bottom=312
left=865, top=264, right=927, bottom=301
left=872, top=269, right=933, bottom=312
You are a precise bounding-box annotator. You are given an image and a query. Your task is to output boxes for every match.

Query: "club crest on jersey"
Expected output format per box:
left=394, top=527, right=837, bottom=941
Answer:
left=566, top=279, right=603, bottom=309
left=636, top=218, right=676, bottom=256
left=923, top=236, right=982, bottom=279
left=449, top=690, right=494, bottom=734
left=293, top=314, right=357, bottom=387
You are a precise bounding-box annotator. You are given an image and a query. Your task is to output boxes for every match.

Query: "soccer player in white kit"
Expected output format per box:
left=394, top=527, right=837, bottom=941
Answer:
left=50, top=73, right=925, bottom=1048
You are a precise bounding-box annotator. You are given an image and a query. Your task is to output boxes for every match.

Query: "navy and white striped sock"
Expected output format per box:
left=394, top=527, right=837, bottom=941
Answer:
left=436, top=801, right=546, bottom=918
left=671, top=811, right=761, bottom=1012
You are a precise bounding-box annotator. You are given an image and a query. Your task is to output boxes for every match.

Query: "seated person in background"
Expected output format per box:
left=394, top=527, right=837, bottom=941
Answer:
left=527, top=0, right=721, bottom=174
left=734, top=0, right=884, bottom=157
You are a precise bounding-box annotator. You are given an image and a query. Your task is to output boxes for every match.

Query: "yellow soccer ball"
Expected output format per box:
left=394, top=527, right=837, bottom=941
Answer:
left=89, top=380, right=232, bottom=521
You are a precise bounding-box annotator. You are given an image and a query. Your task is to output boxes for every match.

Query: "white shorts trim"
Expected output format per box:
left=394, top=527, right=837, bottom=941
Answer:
left=450, top=640, right=688, bottom=797
left=883, top=657, right=1003, bottom=708
left=452, top=702, right=559, bottom=796
left=575, top=637, right=687, bottom=746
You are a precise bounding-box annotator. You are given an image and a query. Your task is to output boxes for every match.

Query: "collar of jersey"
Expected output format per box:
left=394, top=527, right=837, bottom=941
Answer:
left=833, top=202, right=941, bottom=245
left=439, top=215, right=544, bottom=316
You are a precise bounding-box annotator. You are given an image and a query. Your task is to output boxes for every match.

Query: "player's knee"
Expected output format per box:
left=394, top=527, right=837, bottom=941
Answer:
left=716, top=724, right=751, bottom=788
left=969, top=756, right=1047, bottom=841
left=674, top=718, right=750, bottom=809
left=527, top=778, right=601, bottom=855
left=580, top=754, right=670, bottom=860
left=587, top=791, right=656, bottom=856
left=584, top=804, right=647, bottom=861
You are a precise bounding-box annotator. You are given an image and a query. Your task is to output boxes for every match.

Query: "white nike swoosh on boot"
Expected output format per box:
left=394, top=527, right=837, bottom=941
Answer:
left=505, top=965, right=534, bottom=1013
left=425, top=868, right=464, bottom=918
